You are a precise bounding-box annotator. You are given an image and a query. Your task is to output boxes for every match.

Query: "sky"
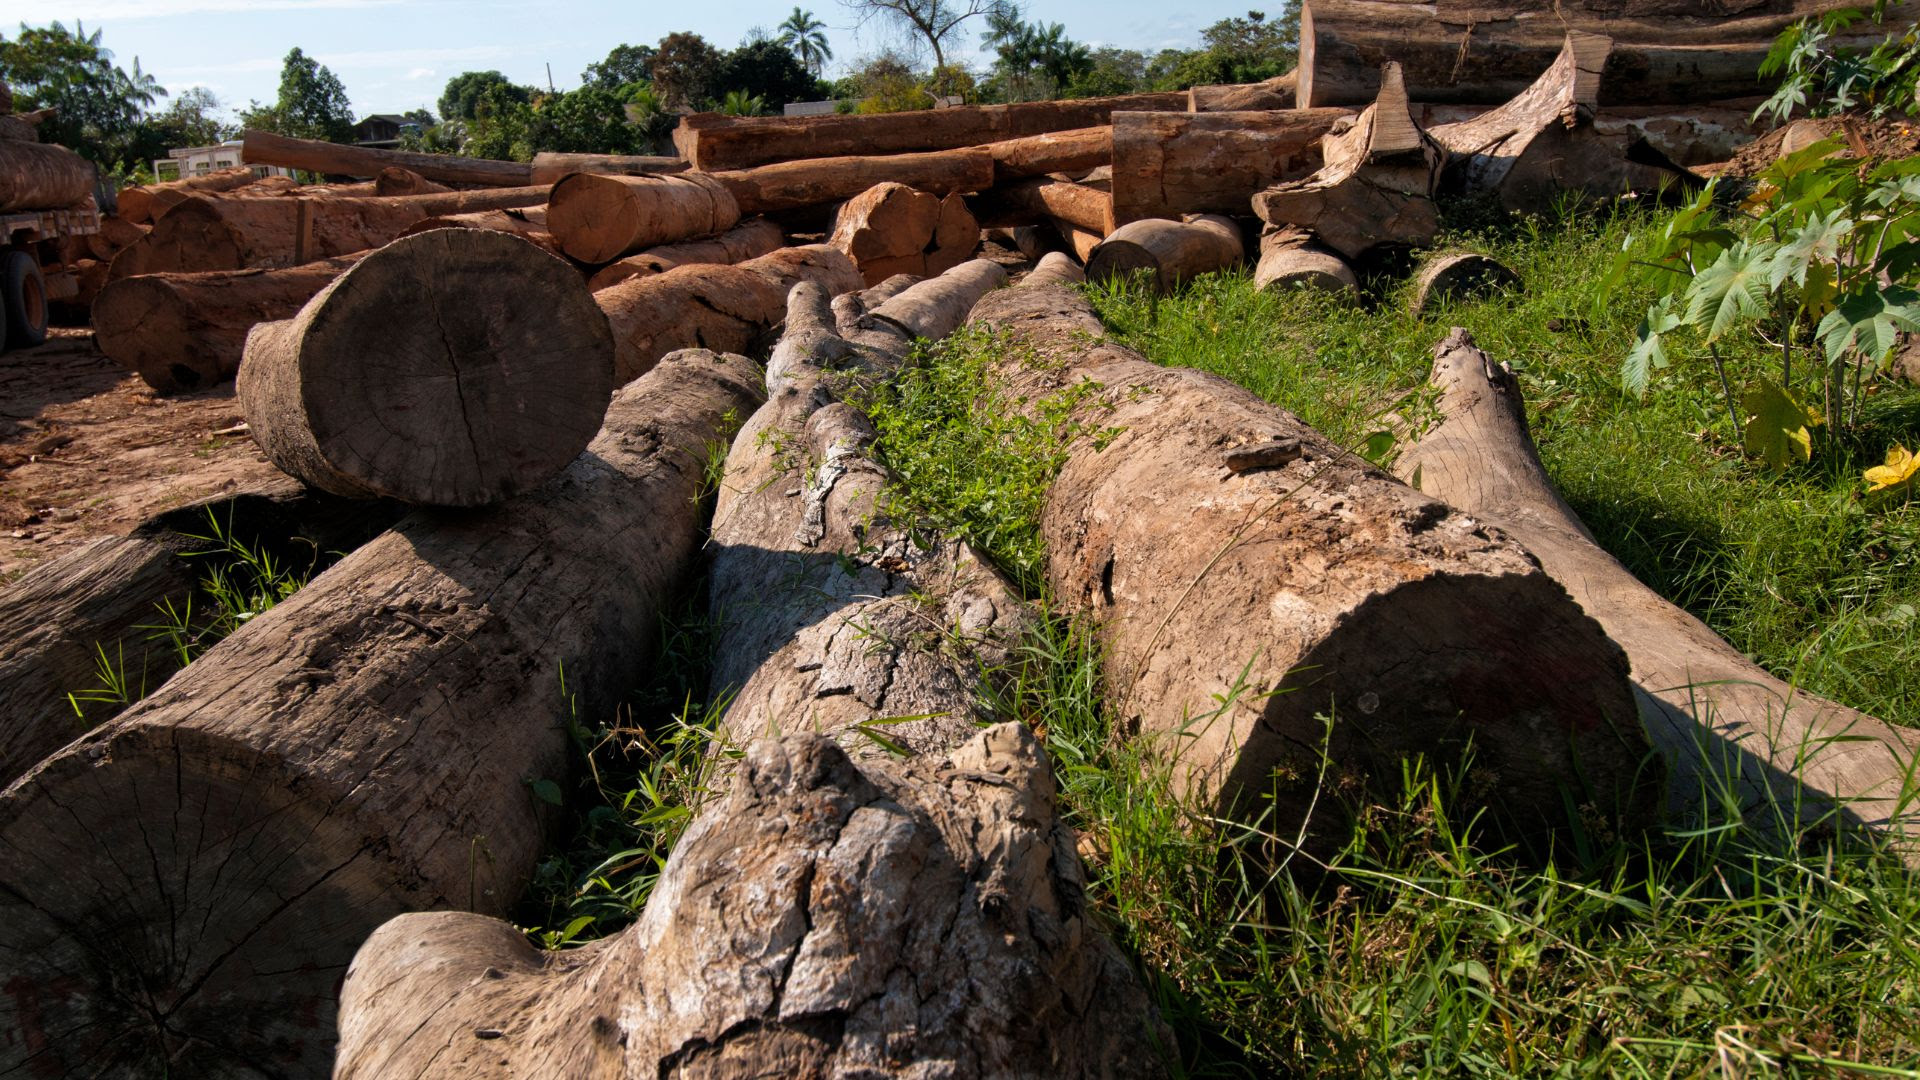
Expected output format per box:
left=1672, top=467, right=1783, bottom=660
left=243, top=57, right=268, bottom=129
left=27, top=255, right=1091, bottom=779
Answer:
left=6, top=0, right=1258, bottom=120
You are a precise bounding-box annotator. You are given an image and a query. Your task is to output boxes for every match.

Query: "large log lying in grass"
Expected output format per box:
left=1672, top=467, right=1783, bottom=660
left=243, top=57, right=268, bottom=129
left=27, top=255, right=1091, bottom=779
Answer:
left=0, top=349, right=764, bottom=1077
left=1396, top=328, right=1920, bottom=854
left=1254, top=226, right=1358, bottom=295
left=241, top=128, right=536, bottom=186
left=595, top=243, right=862, bottom=382
left=116, top=165, right=255, bottom=224
left=108, top=185, right=551, bottom=277
left=964, top=282, right=1660, bottom=848
left=587, top=217, right=786, bottom=291
left=0, top=138, right=94, bottom=212
left=239, top=230, right=614, bottom=507
left=673, top=92, right=1188, bottom=170
left=93, top=252, right=366, bottom=392
left=335, top=725, right=1170, bottom=1078
left=1109, top=109, right=1350, bottom=223
left=528, top=151, right=688, bottom=185
left=1086, top=214, right=1244, bottom=292
left=1295, top=0, right=1919, bottom=107
left=1254, top=62, right=1443, bottom=261
left=0, top=479, right=397, bottom=789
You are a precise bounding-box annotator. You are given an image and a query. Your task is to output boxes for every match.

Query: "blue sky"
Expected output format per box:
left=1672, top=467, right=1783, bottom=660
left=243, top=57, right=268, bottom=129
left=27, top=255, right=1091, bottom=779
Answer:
left=7, top=1, right=1256, bottom=119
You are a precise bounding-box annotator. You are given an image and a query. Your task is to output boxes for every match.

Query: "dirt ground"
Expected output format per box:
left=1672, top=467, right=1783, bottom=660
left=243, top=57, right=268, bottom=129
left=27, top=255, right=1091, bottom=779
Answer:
left=0, top=328, right=282, bottom=581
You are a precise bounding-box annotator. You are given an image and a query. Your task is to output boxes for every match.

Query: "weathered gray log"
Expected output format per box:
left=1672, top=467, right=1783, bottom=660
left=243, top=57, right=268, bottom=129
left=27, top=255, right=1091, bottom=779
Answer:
left=964, top=282, right=1661, bottom=848
left=0, top=349, right=764, bottom=1077
left=1254, top=226, right=1358, bottom=295
left=239, top=230, right=614, bottom=507
left=1109, top=109, right=1349, bottom=223
left=1086, top=214, right=1244, bottom=293
left=1409, top=252, right=1520, bottom=315
left=0, top=480, right=397, bottom=789
left=241, top=128, right=536, bottom=186
left=1026, top=250, right=1086, bottom=289
left=335, top=725, right=1172, bottom=1077
left=1396, top=328, right=1919, bottom=858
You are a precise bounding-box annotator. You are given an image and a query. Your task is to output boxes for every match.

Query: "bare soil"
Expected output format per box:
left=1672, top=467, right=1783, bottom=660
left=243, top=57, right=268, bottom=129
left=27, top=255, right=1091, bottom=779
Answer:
left=0, top=329, right=280, bottom=581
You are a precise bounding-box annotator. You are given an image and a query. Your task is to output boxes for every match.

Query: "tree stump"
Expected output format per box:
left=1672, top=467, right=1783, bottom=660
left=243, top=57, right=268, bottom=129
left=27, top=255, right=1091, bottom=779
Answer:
left=1409, top=253, right=1520, bottom=315
left=1254, top=226, right=1358, bottom=295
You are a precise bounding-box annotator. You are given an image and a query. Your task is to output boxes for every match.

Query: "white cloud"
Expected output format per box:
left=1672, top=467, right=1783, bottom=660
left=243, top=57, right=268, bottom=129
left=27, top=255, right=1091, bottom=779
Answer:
left=11, top=0, right=398, bottom=19
left=404, top=67, right=436, bottom=80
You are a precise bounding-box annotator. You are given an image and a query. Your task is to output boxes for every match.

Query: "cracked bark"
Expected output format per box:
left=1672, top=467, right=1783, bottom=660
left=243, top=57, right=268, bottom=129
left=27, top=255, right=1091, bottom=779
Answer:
left=0, top=349, right=764, bottom=1077
left=335, top=724, right=1173, bottom=1078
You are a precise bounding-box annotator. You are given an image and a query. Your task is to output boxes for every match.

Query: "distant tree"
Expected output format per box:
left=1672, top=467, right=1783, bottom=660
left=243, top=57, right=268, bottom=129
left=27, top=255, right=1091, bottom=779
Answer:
left=251, top=47, right=354, bottom=142
left=0, top=21, right=164, bottom=168
left=842, top=0, right=1010, bottom=70
left=778, top=7, right=834, bottom=76
left=1149, top=10, right=1297, bottom=90
left=714, top=38, right=819, bottom=109
left=650, top=32, right=723, bottom=109
left=719, top=89, right=769, bottom=116
left=622, top=85, right=676, bottom=151
left=582, top=43, right=656, bottom=89
left=1063, top=47, right=1145, bottom=97
left=402, top=107, right=435, bottom=127
left=439, top=70, right=528, bottom=122
left=537, top=84, right=648, bottom=153
left=145, top=86, right=229, bottom=146
left=849, top=52, right=934, bottom=112
left=981, top=8, right=1089, bottom=101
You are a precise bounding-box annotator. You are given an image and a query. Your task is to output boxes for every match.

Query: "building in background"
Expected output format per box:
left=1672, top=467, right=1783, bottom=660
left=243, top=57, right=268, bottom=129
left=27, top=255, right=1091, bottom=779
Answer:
left=152, top=140, right=294, bottom=182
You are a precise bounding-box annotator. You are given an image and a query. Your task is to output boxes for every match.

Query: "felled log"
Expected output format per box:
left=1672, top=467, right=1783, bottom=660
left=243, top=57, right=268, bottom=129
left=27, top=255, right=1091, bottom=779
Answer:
left=973, top=176, right=1113, bottom=236
left=1295, top=0, right=1919, bottom=107
left=1409, top=252, right=1519, bottom=315
left=0, top=115, right=38, bottom=142
left=0, top=479, right=397, bottom=789
left=1396, top=328, right=1919, bottom=855
left=108, top=186, right=552, bottom=277
left=1253, top=63, right=1443, bottom=261
left=586, top=217, right=786, bottom=291
left=93, top=252, right=366, bottom=392
left=239, top=230, right=614, bottom=507
left=82, top=214, right=148, bottom=262
left=398, top=205, right=559, bottom=257
left=335, top=726, right=1170, bottom=1078
left=594, top=243, right=862, bottom=382
left=982, top=126, right=1111, bottom=181
left=1109, top=109, right=1350, bottom=223
left=1429, top=32, right=1685, bottom=213
left=0, top=138, right=95, bottom=213
left=713, top=147, right=996, bottom=215
left=241, top=128, right=536, bottom=186
left=1254, top=226, right=1358, bottom=295
left=546, top=171, right=738, bottom=264
left=0, top=349, right=763, bottom=1078
left=1086, top=214, right=1243, bottom=292
left=673, top=91, right=1188, bottom=170
left=528, top=151, right=688, bottom=185
left=965, top=282, right=1660, bottom=848
left=117, top=165, right=255, bottom=224
left=1026, top=250, right=1086, bottom=288
left=373, top=166, right=449, bottom=196
left=829, top=182, right=979, bottom=285
left=1189, top=70, right=1297, bottom=111
left=1056, top=219, right=1103, bottom=263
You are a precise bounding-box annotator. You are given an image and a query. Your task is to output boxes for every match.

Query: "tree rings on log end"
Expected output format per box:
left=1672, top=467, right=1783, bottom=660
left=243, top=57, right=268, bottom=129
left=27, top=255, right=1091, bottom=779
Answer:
left=239, top=229, right=615, bottom=507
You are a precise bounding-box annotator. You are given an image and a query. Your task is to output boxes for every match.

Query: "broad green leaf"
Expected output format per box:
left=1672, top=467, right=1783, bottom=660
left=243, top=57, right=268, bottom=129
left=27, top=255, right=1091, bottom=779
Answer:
left=1741, top=378, right=1822, bottom=470
left=1684, top=243, right=1772, bottom=342
left=1816, top=284, right=1920, bottom=364
left=1770, top=209, right=1853, bottom=288
left=530, top=778, right=564, bottom=806
left=1800, top=257, right=1839, bottom=318
left=1622, top=298, right=1680, bottom=397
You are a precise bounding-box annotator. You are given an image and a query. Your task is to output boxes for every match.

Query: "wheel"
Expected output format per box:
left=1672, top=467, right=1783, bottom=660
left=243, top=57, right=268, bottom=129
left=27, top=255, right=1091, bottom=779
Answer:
left=3, top=250, right=48, bottom=350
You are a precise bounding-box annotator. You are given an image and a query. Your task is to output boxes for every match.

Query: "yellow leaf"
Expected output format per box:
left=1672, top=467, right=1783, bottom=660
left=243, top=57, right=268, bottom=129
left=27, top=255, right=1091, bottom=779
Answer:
left=1864, top=444, right=1920, bottom=493
left=1741, top=379, right=1821, bottom=470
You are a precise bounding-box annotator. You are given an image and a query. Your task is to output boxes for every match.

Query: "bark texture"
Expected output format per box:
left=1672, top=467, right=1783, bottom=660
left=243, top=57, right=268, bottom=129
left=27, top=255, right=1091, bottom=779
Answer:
left=116, top=165, right=255, bottom=224
left=830, top=182, right=980, bottom=285
left=238, top=230, right=614, bottom=507
left=241, top=128, right=536, bottom=186
left=528, top=151, right=689, bottom=185
left=1396, top=328, right=1919, bottom=854
left=398, top=206, right=560, bottom=257
left=93, top=252, right=367, bottom=393
left=0, top=138, right=95, bottom=213
left=1026, top=250, right=1087, bottom=288
left=335, top=725, right=1172, bottom=1078
left=373, top=166, right=450, bottom=196
left=1110, top=109, right=1349, bottom=223
left=712, top=148, right=997, bottom=216
left=673, top=92, right=1188, bottom=170
left=1086, top=214, right=1245, bottom=293
left=586, top=217, right=787, bottom=291
left=983, top=126, right=1111, bottom=182
left=965, top=283, right=1661, bottom=846
left=547, top=171, right=741, bottom=264
left=1189, top=71, right=1298, bottom=111
left=0, top=351, right=764, bottom=1078
left=1254, top=226, right=1359, bottom=294
left=973, top=177, right=1114, bottom=235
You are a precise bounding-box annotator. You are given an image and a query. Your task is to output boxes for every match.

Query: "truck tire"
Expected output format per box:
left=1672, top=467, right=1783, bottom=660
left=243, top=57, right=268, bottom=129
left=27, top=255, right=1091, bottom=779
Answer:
left=3, top=250, right=49, bottom=351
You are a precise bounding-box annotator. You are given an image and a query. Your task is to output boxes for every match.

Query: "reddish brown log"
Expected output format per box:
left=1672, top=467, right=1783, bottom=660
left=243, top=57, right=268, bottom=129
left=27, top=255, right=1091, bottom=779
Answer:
left=0, top=139, right=94, bottom=213
left=241, top=128, right=535, bottom=185
left=586, top=218, right=786, bottom=291
left=547, top=171, right=739, bottom=264
left=1110, top=109, right=1349, bottom=223
left=1189, top=71, right=1297, bottom=111
left=399, top=206, right=560, bottom=257
left=982, top=126, right=1111, bottom=181
left=974, top=176, right=1113, bottom=235
left=829, top=182, right=980, bottom=285
left=527, top=151, right=689, bottom=185
left=117, top=165, right=255, bottom=224
left=1086, top=214, right=1244, bottom=292
left=1056, top=219, right=1102, bottom=263
left=713, top=148, right=996, bottom=215
left=373, top=166, right=449, bottom=196
left=673, top=92, right=1188, bottom=170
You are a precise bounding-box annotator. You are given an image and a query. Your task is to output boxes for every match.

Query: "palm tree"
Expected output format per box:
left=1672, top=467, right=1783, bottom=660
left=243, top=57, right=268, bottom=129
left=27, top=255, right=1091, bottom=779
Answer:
left=720, top=89, right=769, bottom=116
left=778, top=7, right=833, bottom=77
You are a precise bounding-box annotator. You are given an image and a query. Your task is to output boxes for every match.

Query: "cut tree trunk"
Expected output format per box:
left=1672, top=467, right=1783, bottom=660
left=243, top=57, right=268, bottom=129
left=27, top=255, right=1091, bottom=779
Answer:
left=117, top=165, right=255, bottom=224
left=1429, top=32, right=1687, bottom=213
left=829, top=182, right=979, bottom=285
left=1189, top=71, right=1297, bottom=111
left=1109, top=109, right=1350, bottom=223
left=594, top=243, right=863, bottom=383
left=983, top=126, right=1112, bottom=181
left=1026, top=250, right=1087, bottom=288
left=586, top=217, right=786, bottom=291
left=973, top=177, right=1113, bottom=235
left=398, top=206, right=560, bottom=257
left=241, top=128, right=536, bottom=186
left=1086, top=214, right=1244, bottom=292
left=546, top=171, right=739, bottom=263
left=0, top=349, right=764, bottom=1079
left=0, top=138, right=94, bottom=213
left=673, top=92, right=1188, bottom=170
left=964, top=282, right=1661, bottom=850
left=93, top=252, right=367, bottom=393
left=239, top=230, right=614, bottom=507
left=83, top=215, right=147, bottom=261
left=108, top=186, right=552, bottom=277
left=1056, top=219, right=1103, bottom=263
left=0, top=479, right=397, bottom=789
left=1253, top=62, right=1444, bottom=261
left=984, top=224, right=1049, bottom=260
left=334, top=725, right=1171, bottom=1079
left=1395, top=327, right=1919, bottom=855
left=712, top=147, right=997, bottom=216
left=527, top=151, right=688, bottom=185
left=1254, top=226, right=1359, bottom=294
left=1409, top=252, right=1520, bottom=314
left=373, top=166, right=449, bottom=196
left=1294, top=0, right=1917, bottom=107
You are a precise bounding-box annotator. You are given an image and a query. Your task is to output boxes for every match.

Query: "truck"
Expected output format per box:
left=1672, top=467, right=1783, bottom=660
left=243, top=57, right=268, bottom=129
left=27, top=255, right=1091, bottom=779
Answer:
left=0, top=201, right=98, bottom=354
